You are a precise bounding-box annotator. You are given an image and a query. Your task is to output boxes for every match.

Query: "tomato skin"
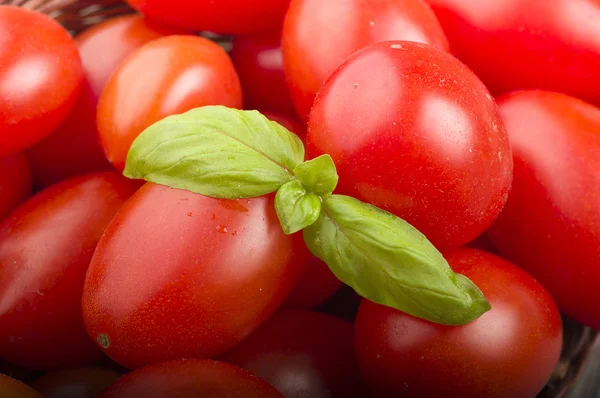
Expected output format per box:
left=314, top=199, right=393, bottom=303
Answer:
left=354, top=248, right=563, bottom=398
left=231, top=29, right=296, bottom=116
left=307, top=41, right=512, bottom=249
left=284, top=256, right=341, bottom=309
left=425, top=0, right=600, bottom=105
left=263, top=112, right=306, bottom=140
left=487, top=91, right=600, bottom=330
left=82, top=183, right=306, bottom=369
left=0, top=154, right=32, bottom=221
left=28, top=15, right=185, bottom=188
left=98, top=359, right=283, bottom=398
left=0, top=6, right=82, bottom=157
left=97, top=35, right=243, bottom=171
left=0, top=173, right=140, bottom=370
left=282, top=0, right=449, bottom=122
left=125, top=0, right=290, bottom=35
left=221, top=309, right=367, bottom=398
left=32, top=367, right=122, bottom=398
left=0, top=374, right=41, bottom=398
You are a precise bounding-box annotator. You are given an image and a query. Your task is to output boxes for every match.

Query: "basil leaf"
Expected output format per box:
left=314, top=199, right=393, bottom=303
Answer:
left=293, top=154, right=338, bottom=196
left=275, top=180, right=322, bottom=235
left=303, top=195, right=491, bottom=326
left=123, top=106, right=305, bottom=199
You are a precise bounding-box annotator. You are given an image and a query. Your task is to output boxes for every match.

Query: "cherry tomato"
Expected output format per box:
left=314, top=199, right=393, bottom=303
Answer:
left=98, top=359, right=283, bottom=398
left=263, top=112, right=306, bottom=140
left=82, top=184, right=307, bottom=369
left=282, top=0, right=449, bottom=121
left=0, top=154, right=32, bottom=221
left=125, top=0, right=290, bottom=35
left=0, top=6, right=82, bottom=157
left=425, top=0, right=600, bottom=105
left=221, top=309, right=367, bottom=398
left=97, top=35, right=243, bottom=171
left=28, top=15, right=185, bottom=188
left=0, top=374, right=41, bottom=398
left=307, top=41, right=512, bottom=249
left=487, top=90, right=600, bottom=330
left=0, top=173, right=140, bottom=370
left=284, top=256, right=342, bottom=309
left=31, top=367, right=122, bottom=398
left=231, top=28, right=296, bottom=116
left=354, top=248, right=563, bottom=398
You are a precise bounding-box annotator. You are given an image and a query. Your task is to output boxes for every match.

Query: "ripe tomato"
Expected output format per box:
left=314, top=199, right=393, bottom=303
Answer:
left=28, top=15, right=185, bottom=188
left=0, top=154, right=32, bottom=221
left=307, top=41, right=512, bottom=249
left=0, top=6, right=82, bottom=157
left=97, top=35, right=243, bottom=171
left=98, top=359, right=283, bottom=398
left=284, top=256, right=342, bottom=309
left=487, top=91, right=600, bottom=330
left=282, top=0, right=449, bottom=121
left=32, top=367, right=122, bottom=398
left=82, top=184, right=307, bottom=369
left=425, top=0, right=600, bottom=105
left=263, top=112, right=306, bottom=140
left=354, top=248, right=563, bottom=398
left=125, top=0, right=290, bottom=35
left=0, top=374, right=41, bottom=398
left=0, top=173, right=140, bottom=370
left=221, top=309, right=367, bottom=398
left=231, top=28, right=296, bottom=116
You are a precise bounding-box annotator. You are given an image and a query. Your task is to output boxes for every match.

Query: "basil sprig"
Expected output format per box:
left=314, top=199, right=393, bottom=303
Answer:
left=124, top=106, right=491, bottom=326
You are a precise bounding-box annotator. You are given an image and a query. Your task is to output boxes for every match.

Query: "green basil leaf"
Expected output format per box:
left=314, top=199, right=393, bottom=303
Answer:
left=303, top=195, right=491, bottom=326
left=293, top=154, right=339, bottom=196
left=275, top=180, right=322, bottom=235
left=123, top=106, right=305, bottom=199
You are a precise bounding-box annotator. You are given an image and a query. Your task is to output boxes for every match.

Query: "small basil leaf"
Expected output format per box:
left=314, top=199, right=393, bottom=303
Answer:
left=303, top=195, right=491, bottom=326
left=275, top=180, right=322, bottom=235
left=123, top=106, right=305, bottom=199
left=293, top=154, right=338, bottom=196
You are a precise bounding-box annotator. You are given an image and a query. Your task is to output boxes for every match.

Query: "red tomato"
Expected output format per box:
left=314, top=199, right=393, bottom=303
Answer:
left=98, top=359, right=283, bottom=398
left=82, top=184, right=306, bottom=369
left=125, top=0, right=290, bottom=35
left=307, top=41, right=512, bottom=249
left=221, top=309, right=367, bottom=398
left=28, top=15, right=185, bottom=188
left=97, top=35, right=243, bottom=171
left=354, top=248, right=563, bottom=398
left=0, top=6, right=82, bottom=157
left=0, top=154, right=32, bottom=221
left=425, top=0, right=600, bottom=105
left=487, top=91, right=600, bottom=330
left=0, top=374, right=41, bottom=398
left=284, top=256, right=341, bottom=309
left=0, top=173, right=140, bottom=370
left=263, top=112, right=306, bottom=140
left=32, top=367, right=122, bottom=398
left=282, top=0, right=449, bottom=121
left=231, top=28, right=296, bottom=116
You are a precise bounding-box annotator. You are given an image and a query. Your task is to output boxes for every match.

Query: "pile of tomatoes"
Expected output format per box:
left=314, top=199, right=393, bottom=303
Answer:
left=1, top=0, right=600, bottom=397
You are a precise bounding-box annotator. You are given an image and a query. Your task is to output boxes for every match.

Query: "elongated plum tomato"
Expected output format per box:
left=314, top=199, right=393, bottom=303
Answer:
left=282, top=0, right=449, bottom=122
left=488, top=91, right=600, bottom=330
left=97, top=35, right=242, bottom=171
left=0, top=154, right=32, bottom=221
left=32, top=367, right=122, bottom=398
left=0, top=6, right=82, bottom=157
left=28, top=15, right=185, bottom=188
left=425, top=0, right=600, bottom=105
left=354, top=248, right=563, bottom=398
left=0, top=173, right=140, bottom=370
left=307, top=41, right=512, bottom=249
left=284, top=256, right=341, bottom=309
left=125, top=0, right=290, bottom=35
left=0, top=374, right=41, bottom=398
left=221, top=310, right=367, bottom=398
left=82, top=183, right=307, bottom=369
left=98, top=359, right=284, bottom=398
